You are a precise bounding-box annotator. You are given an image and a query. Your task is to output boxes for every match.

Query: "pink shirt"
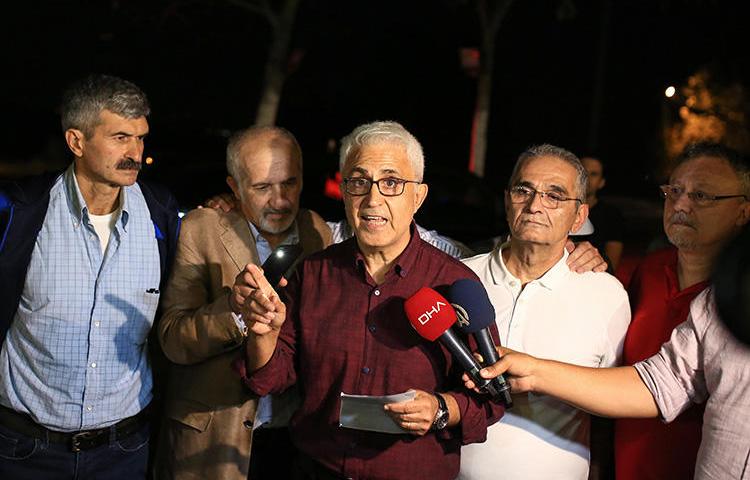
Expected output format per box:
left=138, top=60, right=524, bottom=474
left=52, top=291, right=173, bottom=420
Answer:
left=635, top=289, right=750, bottom=479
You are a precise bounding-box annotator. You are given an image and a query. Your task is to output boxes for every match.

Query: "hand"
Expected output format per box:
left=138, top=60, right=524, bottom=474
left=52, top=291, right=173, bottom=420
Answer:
left=201, top=192, right=236, bottom=212
left=463, top=347, right=538, bottom=394
left=566, top=240, right=607, bottom=273
left=384, top=390, right=440, bottom=436
left=231, top=264, right=287, bottom=336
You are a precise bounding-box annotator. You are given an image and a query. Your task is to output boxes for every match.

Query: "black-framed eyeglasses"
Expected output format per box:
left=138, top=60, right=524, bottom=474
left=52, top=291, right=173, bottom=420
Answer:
left=343, top=176, right=421, bottom=197
left=507, top=185, right=582, bottom=209
left=659, top=184, right=748, bottom=206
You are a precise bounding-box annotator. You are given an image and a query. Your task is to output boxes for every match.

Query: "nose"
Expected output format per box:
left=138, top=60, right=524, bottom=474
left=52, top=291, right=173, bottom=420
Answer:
left=669, top=190, right=693, bottom=213
left=361, top=182, right=385, bottom=206
left=127, top=137, right=145, bottom=161
left=526, top=189, right=545, bottom=212
left=268, top=184, right=292, bottom=209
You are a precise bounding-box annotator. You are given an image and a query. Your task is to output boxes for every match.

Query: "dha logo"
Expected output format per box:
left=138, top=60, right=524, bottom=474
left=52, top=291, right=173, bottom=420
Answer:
left=418, top=301, right=447, bottom=325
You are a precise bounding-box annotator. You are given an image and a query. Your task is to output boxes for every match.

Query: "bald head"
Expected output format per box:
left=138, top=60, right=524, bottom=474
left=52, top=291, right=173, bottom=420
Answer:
left=226, top=126, right=304, bottom=244
left=226, top=126, right=302, bottom=183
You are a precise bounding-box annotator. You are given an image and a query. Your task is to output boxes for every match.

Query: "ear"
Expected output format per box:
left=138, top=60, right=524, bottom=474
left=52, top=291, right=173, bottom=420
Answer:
left=569, top=202, right=589, bottom=234
left=413, top=183, right=429, bottom=213
left=599, top=177, right=606, bottom=189
left=65, top=129, right=85, bottom=157
left=737, top=200, right=750, bottom=227
left=226, top=176, right=241, bottom=200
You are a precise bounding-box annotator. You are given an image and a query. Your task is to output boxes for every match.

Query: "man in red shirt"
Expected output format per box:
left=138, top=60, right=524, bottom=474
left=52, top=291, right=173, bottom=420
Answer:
left=236, top=121, right=505, bottom=479
left=615, top=142, right=750, bottom=479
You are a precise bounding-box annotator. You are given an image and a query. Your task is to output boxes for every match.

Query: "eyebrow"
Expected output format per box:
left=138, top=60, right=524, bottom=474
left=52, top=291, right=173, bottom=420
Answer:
left=111, top=131, right=148, bottom=139
left=515, top=180, right=569, bottom=194
left=349, top=167, right=402, bottom=177
left=251, top=176, right=299, bottom=188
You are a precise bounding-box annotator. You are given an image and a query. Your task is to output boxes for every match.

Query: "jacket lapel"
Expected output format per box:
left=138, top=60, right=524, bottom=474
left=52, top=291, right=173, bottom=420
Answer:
left=219, top=211, right=259, bottom=271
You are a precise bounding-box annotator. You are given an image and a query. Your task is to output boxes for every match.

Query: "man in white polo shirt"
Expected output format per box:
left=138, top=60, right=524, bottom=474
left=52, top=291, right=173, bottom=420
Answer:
left=458, top=144, right=630, bottom=480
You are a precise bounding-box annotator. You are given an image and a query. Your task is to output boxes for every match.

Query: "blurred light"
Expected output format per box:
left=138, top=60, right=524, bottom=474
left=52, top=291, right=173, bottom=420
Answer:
left=178, top=211, right=186, bottom=219
left=679, top=106, right=689, bottom=118
left=665, top=86, right=676, bottom=98
left=145, top=157, right=154, bottom=165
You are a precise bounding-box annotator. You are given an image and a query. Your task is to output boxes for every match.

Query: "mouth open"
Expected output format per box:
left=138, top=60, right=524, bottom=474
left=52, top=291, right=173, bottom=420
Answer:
left=361, top=215, right=388, bottom=227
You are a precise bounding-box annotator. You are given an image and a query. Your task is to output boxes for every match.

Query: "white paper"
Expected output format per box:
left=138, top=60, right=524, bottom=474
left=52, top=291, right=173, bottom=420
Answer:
left=339, top=390, right=416, bottom=434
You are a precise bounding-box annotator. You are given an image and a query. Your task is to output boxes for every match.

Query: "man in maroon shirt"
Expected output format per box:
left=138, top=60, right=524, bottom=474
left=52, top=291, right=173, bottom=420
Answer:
left=615, top=142, right=750, bottom=479
left=236, top=121, right=505, bottom=479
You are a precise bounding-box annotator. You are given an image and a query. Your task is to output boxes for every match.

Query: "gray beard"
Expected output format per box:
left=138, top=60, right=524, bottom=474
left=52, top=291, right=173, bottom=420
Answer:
left=666, top=230, right=698, bottom=250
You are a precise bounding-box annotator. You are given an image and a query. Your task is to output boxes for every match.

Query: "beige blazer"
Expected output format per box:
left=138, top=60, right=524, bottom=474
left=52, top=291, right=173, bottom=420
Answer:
left=156, top=207, right=332, bottom=479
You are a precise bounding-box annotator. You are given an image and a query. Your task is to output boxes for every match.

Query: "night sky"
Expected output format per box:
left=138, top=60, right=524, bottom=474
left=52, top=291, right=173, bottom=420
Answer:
left=2, top=0, right=747, bottom=242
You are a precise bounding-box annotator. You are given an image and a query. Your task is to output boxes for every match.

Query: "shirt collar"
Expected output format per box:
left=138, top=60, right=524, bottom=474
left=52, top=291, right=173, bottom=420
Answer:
left=490, top=241, right=570, bottom=291
left=64, top=164, right=129, bottom=229
left=248, top=220, right=300, bottom=247
left=352, top=221, right=419, bottom=280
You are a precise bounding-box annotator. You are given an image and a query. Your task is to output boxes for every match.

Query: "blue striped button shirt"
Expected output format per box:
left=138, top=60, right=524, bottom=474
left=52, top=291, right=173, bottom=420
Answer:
left=0, top=165, right=161, bottom=431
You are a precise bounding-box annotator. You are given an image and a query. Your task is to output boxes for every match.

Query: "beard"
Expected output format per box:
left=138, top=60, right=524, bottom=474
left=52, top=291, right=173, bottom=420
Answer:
left=257, top=207, right=295, bottom=235
left=665, top=211, right=698, bottom=249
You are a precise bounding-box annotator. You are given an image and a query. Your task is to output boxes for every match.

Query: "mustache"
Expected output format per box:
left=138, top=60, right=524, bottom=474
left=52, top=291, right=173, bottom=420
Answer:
left=116, top=158, right=142, bottom=171
left=263, top=208, right=293, bottom=216
left=667, top=211, right=695, bottom=228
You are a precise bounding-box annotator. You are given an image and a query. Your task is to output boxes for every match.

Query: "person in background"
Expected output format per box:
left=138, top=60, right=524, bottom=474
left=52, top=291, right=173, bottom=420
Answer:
left=615, top=142, right=750, bottom=479
left=580, top=156, right=625, bottom=271
left=0, top=74, right=179, bottom=479
left=458, top=145, right=630, bottom=480
left=155, top=126, right=332, bottom=479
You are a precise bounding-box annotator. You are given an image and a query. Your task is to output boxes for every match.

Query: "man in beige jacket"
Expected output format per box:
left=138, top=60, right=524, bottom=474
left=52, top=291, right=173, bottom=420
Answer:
left=154, top=126, right=332, bottom=479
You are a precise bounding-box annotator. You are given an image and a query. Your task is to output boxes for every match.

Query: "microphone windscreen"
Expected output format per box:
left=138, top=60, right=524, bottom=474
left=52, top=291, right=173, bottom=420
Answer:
left=404, top=287, right=457, bottom=341
left=448, top=279, right=496, bottom=333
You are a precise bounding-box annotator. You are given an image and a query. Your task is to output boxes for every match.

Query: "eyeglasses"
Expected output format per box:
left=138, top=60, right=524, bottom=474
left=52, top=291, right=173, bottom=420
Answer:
left=343, top=176, right=421, bottom=197
left=659, top=184, right=748, bottom=206
left=508, top=185, right=582, bottom=209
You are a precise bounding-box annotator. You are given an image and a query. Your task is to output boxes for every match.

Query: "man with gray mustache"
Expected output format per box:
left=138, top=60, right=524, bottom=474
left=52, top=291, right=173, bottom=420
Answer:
left=615, top=142, right=750, bottom=479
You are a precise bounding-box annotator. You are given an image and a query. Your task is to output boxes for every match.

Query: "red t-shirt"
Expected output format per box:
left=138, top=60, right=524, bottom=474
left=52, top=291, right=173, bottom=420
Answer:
left=615, top=247, right=708, bottom=479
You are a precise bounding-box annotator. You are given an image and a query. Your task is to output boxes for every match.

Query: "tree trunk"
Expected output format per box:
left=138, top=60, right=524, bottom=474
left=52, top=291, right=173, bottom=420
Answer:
left=470, top=44, right=494, bottom=177
left=254, top=0, right=300, bottom=126
left=469, top=0, right=514, bottom=178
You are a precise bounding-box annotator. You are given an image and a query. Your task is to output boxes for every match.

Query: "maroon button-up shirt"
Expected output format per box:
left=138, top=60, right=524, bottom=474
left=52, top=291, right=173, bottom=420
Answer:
left=242, top=227, right=505, bottom=480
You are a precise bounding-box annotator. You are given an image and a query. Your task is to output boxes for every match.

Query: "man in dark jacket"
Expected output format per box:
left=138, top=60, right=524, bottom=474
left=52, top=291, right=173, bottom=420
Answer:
left=0, top=74, right=179, bottom=479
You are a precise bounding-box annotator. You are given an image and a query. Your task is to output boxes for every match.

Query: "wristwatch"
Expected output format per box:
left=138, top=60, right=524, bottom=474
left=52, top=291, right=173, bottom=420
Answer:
left=431, top=392, right=449, bottom=431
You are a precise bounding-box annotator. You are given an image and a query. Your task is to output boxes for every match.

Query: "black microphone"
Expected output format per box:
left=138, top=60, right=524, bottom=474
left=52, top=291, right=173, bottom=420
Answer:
left=404, top=287, right=504, bottom=399
left=449, top=279, right=513, bottom=408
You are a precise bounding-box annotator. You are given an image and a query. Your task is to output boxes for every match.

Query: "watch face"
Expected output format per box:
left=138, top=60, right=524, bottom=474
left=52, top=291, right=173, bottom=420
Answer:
left=434, top=409, right=449, bottom=430
left=432, top=392, right=449, bottom=431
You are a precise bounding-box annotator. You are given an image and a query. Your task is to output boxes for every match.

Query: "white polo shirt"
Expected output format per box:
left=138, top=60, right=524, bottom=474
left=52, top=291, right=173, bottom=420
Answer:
left=458, top=243, right=631, bottom=480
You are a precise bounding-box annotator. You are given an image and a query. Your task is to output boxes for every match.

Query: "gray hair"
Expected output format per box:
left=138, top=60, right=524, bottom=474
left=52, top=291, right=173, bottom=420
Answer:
left=60, top=74, right=150, bottom=137
left=339, top=121, right=425, bottom=182
left=226, top=126, right=302, bottom=182
left=675, top=141, right=750, bottom=196
left=509, top=144, right=588, bottom=200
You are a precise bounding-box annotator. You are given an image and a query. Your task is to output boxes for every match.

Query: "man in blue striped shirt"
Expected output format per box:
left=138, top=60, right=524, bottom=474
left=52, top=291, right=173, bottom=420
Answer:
left=0, top=75, right=179, bottom=479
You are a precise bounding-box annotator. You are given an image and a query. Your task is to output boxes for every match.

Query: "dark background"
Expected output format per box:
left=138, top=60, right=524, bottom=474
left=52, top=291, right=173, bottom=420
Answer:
left=1, top=0, right=747, bottom=245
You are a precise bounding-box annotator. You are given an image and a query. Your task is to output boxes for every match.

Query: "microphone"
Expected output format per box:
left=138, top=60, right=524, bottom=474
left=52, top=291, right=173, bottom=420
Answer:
left=404, top=287, right=504, bottom=401
left=449, top=279, right=513, bottom=408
